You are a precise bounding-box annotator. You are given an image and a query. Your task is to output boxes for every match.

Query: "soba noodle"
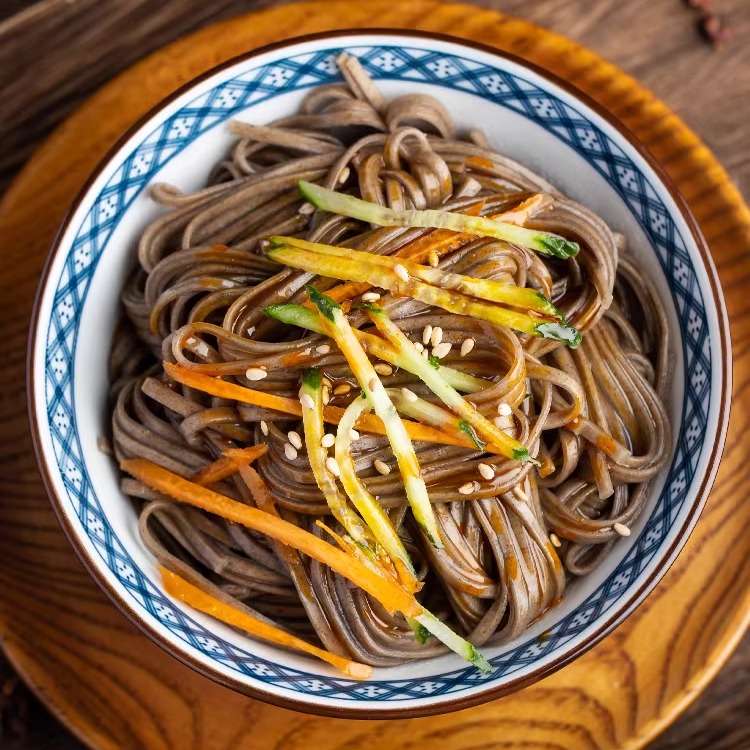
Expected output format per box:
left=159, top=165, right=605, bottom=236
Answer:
left=111, top=53, right=671, bottom=666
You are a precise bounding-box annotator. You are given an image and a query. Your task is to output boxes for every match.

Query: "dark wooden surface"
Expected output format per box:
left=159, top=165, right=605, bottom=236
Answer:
left=0, top=0, right=748, bottom=748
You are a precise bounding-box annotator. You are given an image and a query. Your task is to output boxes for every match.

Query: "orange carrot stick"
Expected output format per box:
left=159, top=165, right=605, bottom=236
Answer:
left=121, top=458, right=421, bottom=618
left=163, top=362, right=496, bottom=452
left=192, top=444, right=268, bottom=486
left=160, top=565, right=372, bottom=679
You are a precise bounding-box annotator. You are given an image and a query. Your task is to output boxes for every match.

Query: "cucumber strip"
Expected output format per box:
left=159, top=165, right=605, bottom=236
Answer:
left=306, top=286, right=443, bottom=549
left=334, top=394, right=420, bottom=590
left=299, top=368, right=379, bottom=552
left=266, top=245, right=581, bottom=347
left=270, top=234, right=562, bottom=320
left=298, top=179, right=578, bottom=259
left=367, top=307, right=539, bottom=465
left=265, top=303, right=488, bottom=393
left=415, top=609, right=492, bottom=674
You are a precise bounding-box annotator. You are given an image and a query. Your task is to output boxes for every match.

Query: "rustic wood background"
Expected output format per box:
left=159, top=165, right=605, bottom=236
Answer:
left=0, top=0, right=748, bottom=748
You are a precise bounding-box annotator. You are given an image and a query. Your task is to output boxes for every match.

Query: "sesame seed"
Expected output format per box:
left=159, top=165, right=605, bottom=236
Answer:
left=326, top=456, right=341, bottom=476
left=494, top=416, right=510, bottom=429
left=478, top=463, right=495, bottom=480
left=414, top=342, right=424, bottom=352
left=321, top=433, right=335, bottom=448
left=333, top=383, right=351, bottom=396
left=322, top=386, right=330, bottom=405
left=473, top=481, right=481, bottom=492
left=394, top=264, right=409, bottom=282
left=613, top=522, right=631, bottom=537
left=421, top=349, right=429, bottom=359
left=497, top=403, right=512, bottom=416
left=428, top=250, right=439, bottom=268
left=422, top=325, right=433, bottom=345
left=246, top=326, right=256, bottom=337
left=460, top=338, right=475, bottom=357
left=401, top=388, right=418, bottom=403
left=300, top=394, right=315, bottom=410
left=349, top=428, right=360, bottom=440
left=299, top=201, right=315, bottom=215
left=322, top=376, right=333, bottom=388
left=374, top=363, right=393, bottom=376
left=260, top=420, right=269, bottom=436
left=287, top=431, right=303, bottom=450
left=302, top=348, right=312, bottom=356
left=430, top=326, right=443, bottom=347
left=284, top=443, right=298, bottom=460
left=338, top=167, right=350, bottom=184
left=432, top=342, right=452, bottom=359
left=316, top=344, right=331, bottom=354
left=514, top=488, right=530, bottom=503
left=362, top=292, right=380, bottom=302
left=458, top=482, right=474, bottom=495
left=374, top=459, right=391, bottom=475
left=246, top=367, right=268, bottom=381
left=368, top=377, right=378, bottom=391
left=186, top=336, right=197, bottom=347
left=550, top=533, right=562, bottom=548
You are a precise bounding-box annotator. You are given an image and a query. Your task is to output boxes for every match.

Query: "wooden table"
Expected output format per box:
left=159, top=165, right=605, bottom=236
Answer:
left=1, top=1, right=748, bottom=748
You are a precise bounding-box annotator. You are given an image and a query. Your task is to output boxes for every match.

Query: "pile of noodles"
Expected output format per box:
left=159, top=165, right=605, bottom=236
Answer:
left=110, top=53, right=671, bottom=665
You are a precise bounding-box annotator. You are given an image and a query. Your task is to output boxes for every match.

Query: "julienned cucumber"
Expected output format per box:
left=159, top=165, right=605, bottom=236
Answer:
left=298, top=180, right=579, bottom=259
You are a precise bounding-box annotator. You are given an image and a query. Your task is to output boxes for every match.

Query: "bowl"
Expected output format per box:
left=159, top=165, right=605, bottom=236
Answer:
left=28, top=30, right=731, bottom=718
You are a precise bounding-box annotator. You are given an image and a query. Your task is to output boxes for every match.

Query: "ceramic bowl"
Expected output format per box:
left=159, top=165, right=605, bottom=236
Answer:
left=28, top=31, right=731, bottom=718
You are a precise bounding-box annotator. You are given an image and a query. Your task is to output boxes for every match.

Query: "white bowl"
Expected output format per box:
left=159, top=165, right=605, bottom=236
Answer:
left=29, top=31, right=731, bottom=717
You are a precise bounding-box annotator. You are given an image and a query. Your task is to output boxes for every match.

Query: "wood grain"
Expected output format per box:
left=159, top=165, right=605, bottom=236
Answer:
left=0, top=1, right=749, bottom=749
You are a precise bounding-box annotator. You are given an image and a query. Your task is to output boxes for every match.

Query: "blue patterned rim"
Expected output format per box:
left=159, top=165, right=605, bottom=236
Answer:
left=33, top=34, right=724, bottom=713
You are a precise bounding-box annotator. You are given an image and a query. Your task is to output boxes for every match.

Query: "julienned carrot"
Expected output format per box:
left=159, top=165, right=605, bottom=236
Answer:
left=121, top=458, right=421, bottom=618
left=160, top=565, right=372, bottom=679
left=192, top=444, right=268, bottom=486
left=163, top=362, right=506, bottom=453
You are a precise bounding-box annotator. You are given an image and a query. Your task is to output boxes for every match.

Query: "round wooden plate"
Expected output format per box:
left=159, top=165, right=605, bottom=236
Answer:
left=1, top=2, right=748, bottom=748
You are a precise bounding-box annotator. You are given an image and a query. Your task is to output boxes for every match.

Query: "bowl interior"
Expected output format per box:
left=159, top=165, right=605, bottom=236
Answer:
left=30, top=33, right=727, bottom=715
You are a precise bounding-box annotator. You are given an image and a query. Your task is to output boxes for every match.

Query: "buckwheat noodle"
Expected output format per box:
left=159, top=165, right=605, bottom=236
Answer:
left=110, top=53, right=671, bottom=665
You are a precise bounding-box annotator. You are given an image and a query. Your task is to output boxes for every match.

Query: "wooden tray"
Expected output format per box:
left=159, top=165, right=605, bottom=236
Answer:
left=1, top=2, right=748, bottom=748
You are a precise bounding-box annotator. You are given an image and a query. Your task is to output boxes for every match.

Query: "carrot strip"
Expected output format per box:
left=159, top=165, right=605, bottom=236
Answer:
left=163, top=362, right=506, bottom=453
left=192, top=444, right=268, bottom=486
left=160, top=566, right=372, bottom=679
left=122, top=458, right=421, bottom=618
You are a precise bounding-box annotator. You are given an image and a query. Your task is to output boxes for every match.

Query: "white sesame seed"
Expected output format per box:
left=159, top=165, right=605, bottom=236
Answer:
left=458, top=482, right=474, bottom=495
left=478, top=463, right=495, bottom=480
left=473, top=481, right=481, bottom=492
left=401, top=387, right=418, bottom=403
left=300, top=393, right=315, bottom=410
left=316, top=344, right=331, bottom=354
left=246, top=367, right=268, bottom=381
left=421, top=348, right=429, bottom=359
left=374, top=459, right=391, bottom=475
left=302, top=348, right=312, bottom=356
left=194, top=341, right=210, bottom=357
left=494, top=416, right=510, bottom=429
left=550, top=533, right=562, bottom=548
left=394, top=264, right=409, bottom=282
left=322, top=376, right=333, bottom=388
left=374, top=363, right=393, bottom=376
left=299, top=201, right=315, bottom=215
left=422, top=324, right=433, bottom=345
left=613, top=522, right=631, bottom=537
left=333, top=383, right=351, bottom=396
left=368, top=377, right=378, bottom=391
left=430, top=326, right=443, bottom=347
left=432, top=342, right=452, bottom=359
left=287, top=431, right=303, bottom=450
left=428, top=250, right=439, bottom=268
left=460, top=338, right=475, bottom=357
left=284, top=443, right=298, bottom=460
left=322, top=386, right=330, bottom=405
left=414, top=342, right=424, bottom=352
left=338, top=167, right=350, bottom=184
left=514, top=488, right=530, bottom=503
left=326, top=456, right=341, bottom=477
left=362, top=292, right=381, bottom=302
left=349, top=428, right=360, bottom=440
left=260, top=420, right=269, bottom=436
left=497, top=402, right=512, bottom=416
left=321, top=433, right=335, bottom=448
